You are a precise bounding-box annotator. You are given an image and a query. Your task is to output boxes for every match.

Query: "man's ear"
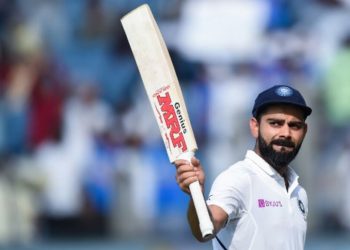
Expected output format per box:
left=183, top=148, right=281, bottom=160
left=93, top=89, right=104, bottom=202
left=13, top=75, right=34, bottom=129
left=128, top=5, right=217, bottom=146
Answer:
left=250, top=117, right=259, bottom=139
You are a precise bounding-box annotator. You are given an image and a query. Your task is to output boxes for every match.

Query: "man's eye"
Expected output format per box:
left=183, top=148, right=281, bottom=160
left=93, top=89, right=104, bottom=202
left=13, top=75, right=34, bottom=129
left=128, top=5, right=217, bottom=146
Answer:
left=289, top=123, right=304, bottom=130
left=270, top=121, right=281, bottom=126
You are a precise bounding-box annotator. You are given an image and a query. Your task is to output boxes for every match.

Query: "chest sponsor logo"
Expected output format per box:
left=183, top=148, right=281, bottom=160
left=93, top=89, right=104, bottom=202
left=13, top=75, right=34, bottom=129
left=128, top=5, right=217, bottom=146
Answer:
left=258, top=199, right=283, bottom=208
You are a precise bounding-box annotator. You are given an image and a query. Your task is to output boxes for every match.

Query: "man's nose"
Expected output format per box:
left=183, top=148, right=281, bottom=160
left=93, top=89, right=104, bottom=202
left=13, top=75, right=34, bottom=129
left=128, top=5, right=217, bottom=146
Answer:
left=279, top=124, right=292, bottom=138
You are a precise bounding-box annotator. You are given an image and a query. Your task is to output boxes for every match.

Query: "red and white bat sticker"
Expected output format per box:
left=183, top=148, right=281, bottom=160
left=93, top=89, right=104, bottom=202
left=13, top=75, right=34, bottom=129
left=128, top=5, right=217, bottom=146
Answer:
left=153, top=87, right=188, bottom=156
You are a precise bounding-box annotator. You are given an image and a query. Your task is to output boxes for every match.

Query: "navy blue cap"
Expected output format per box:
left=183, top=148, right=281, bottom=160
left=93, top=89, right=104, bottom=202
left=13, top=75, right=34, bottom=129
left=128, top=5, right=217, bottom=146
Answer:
left=252, top=85, right=312, bottom=118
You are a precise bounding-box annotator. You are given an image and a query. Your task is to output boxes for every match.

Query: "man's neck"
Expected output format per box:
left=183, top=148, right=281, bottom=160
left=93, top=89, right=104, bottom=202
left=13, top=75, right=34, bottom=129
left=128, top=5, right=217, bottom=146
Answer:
left=280, top=169, right=290, bottom=191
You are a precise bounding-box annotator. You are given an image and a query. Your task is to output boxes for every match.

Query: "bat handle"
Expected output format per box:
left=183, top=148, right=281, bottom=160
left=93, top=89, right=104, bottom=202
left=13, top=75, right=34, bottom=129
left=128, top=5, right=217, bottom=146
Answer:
left=178, top=151, right=214, bottom=239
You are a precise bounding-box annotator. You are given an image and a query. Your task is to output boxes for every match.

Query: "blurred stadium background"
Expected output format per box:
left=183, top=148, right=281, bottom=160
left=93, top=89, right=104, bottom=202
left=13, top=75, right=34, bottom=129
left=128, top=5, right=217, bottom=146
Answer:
left=0, top=0, right=350, bottom=249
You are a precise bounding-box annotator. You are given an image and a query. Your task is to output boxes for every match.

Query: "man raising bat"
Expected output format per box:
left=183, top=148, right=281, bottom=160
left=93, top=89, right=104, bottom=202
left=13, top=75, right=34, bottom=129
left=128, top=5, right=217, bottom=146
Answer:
left=121, top=4, right=214, bottom=238
left=175, top=85, right=312, bottom=250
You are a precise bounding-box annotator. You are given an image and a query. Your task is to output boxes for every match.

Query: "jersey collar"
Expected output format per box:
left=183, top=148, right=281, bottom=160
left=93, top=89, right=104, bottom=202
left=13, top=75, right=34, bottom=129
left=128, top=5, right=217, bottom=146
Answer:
left=246, top=150, right=276, bottom=176
left=245, top=150, right=300, bottom=193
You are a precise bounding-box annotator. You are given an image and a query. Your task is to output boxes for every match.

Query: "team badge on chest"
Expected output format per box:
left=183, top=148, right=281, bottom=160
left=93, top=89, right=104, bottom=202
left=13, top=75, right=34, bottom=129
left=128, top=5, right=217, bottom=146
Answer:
left=298, top=199, right=307, bottom=220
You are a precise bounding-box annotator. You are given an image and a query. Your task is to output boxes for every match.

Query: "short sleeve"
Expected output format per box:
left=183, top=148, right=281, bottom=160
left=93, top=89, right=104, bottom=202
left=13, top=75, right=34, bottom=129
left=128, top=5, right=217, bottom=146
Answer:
left=206, top=166, right=250, bottom=221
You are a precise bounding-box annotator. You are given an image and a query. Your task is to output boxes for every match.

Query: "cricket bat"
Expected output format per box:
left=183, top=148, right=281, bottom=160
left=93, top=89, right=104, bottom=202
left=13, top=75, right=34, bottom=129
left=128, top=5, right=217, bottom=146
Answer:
left=121, top=4, right=214, bottom=238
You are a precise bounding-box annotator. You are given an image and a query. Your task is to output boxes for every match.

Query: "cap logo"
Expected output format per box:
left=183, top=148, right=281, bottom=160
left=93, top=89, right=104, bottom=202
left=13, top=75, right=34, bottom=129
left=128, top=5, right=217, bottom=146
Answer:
left=275, top=86, right=293, bottom=97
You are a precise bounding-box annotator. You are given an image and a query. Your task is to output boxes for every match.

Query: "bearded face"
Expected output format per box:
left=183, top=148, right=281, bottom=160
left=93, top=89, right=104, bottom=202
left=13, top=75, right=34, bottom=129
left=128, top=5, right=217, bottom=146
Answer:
left=258, top=132, right=302, bottom=171
left=250, top=105, right=308, bottom=173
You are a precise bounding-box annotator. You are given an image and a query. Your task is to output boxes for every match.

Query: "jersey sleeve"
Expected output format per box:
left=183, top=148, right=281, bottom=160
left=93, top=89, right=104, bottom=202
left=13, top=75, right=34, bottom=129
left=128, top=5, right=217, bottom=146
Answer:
left=206, top=166, right=250, bottom=221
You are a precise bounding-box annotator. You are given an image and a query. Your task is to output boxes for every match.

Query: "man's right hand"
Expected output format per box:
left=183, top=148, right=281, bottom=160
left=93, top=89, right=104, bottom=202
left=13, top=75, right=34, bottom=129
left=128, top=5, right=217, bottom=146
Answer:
left=174, top=157, right=205, bottom=194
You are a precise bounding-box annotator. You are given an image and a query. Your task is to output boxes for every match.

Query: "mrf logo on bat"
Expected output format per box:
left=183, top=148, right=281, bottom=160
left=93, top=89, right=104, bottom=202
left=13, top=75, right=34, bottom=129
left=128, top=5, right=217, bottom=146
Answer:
left=153, top=86, right=188, bottom=154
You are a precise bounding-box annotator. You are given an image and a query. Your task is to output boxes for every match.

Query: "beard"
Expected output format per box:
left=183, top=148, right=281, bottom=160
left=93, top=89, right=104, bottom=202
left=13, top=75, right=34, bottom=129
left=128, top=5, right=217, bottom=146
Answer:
left=258, top=133, right=302, bottom=172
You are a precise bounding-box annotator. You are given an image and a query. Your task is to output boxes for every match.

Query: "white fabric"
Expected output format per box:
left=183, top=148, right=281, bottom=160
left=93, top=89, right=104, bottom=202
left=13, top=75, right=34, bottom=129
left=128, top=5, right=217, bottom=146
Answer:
left=207, top=150, right=308, bottom=250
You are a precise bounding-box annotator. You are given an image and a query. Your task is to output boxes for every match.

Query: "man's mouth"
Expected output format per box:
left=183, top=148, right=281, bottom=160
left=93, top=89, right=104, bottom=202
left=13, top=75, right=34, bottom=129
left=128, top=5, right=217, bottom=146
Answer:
left=271, top=140, right=295, bottom=152
left=272, top=144, right=294, bottom=152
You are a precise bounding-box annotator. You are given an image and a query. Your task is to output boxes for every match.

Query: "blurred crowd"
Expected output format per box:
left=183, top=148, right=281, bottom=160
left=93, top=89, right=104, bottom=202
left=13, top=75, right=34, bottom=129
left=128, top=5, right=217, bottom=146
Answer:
left=0, top=0, right=350, bottom=247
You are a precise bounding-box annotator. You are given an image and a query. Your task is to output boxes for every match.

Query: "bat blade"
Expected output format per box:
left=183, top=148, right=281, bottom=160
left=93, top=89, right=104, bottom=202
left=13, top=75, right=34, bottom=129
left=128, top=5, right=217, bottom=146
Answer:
left=121, top=4, right=197, bottom=163
left=121, top=4, right=213, bottom=239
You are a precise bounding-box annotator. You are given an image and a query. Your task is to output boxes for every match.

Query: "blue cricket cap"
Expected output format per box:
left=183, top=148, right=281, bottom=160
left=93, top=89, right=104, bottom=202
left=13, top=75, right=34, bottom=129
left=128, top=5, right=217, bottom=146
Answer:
left=252, top=85, right=312, bottom=119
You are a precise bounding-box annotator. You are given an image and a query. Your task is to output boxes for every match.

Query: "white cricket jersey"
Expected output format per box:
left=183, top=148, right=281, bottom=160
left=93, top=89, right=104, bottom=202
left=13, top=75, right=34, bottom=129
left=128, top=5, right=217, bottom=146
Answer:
left=207, top=150, right=308, bottom=250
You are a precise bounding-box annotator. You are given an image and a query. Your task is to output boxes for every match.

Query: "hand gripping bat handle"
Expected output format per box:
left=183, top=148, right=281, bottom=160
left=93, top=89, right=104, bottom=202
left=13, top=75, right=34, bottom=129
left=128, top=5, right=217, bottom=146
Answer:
left=178, top=151, right=214, bottom=239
